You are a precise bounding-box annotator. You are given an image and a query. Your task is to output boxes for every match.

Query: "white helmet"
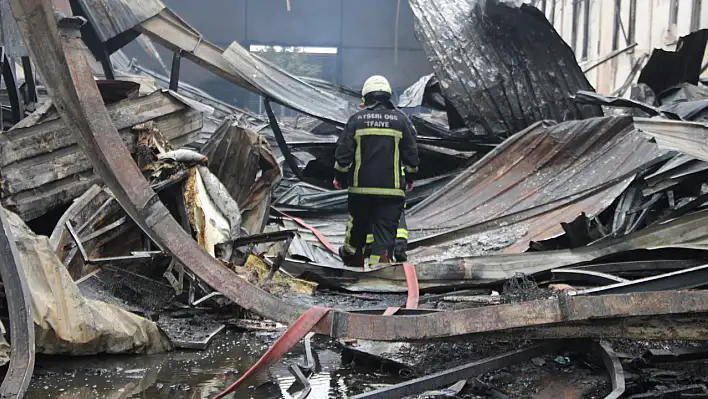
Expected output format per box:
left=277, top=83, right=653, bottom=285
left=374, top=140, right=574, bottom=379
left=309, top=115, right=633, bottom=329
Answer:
left=362, top=75, right=393, bottom=97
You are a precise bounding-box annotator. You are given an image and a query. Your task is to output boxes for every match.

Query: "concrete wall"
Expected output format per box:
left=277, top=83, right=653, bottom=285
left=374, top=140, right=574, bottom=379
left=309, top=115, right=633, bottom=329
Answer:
left=529, top=0, right=707, bottom=95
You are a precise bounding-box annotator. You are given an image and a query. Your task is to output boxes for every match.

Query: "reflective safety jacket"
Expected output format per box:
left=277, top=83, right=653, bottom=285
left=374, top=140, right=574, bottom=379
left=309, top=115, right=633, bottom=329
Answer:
left=334, top=103, right=419, bottom=197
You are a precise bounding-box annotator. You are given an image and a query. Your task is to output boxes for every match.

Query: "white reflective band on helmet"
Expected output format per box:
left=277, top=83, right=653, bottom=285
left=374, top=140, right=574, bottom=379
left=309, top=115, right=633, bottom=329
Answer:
left=362, top=75, right=392, bottom=97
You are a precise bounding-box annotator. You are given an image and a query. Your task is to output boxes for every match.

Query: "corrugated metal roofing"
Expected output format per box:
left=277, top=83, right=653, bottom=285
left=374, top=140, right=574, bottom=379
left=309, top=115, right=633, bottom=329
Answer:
left=408, top=0, right=602, bottom=137
left=77, top=0, right=165, bottom=43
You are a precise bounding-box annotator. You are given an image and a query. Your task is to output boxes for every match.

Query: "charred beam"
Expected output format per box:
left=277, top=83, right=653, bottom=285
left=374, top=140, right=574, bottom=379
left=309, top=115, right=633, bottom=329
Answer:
left=0, top=205, right=35, bottom=397
left=169, top=51, right=181, bottom=91
left=264, top=98, right=305, bottom=180
left=20, top=56, right=37, bottom=104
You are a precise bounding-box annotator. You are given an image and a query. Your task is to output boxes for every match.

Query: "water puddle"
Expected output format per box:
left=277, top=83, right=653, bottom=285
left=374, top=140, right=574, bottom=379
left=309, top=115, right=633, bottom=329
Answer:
left=26, top=329, right=404, bottom=398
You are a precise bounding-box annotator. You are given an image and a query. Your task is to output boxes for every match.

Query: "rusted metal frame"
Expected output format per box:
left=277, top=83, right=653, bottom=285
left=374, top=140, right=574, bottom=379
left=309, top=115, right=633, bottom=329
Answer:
left=503, top=314, right=708, bottom=341
left=20, top=56, right=37, bottom=104
left=350, top=341, right=565, bottom=399
left=169, top=51, right=181, bottom=91
left=1, top=50, right=23, bottom=123
left=0, top=205, right=35, bottom=397
left=577, top=263, right=708, bottom=296
left=317, top=290, right=708, bottom=340
left=593, top=341, right=625, bottom=399
left=264, top=98, right=305, bottom=180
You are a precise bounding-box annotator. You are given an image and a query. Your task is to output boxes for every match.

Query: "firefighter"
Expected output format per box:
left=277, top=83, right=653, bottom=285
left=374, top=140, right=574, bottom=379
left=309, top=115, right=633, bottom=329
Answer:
left=333, top=75, right=419, bottom=267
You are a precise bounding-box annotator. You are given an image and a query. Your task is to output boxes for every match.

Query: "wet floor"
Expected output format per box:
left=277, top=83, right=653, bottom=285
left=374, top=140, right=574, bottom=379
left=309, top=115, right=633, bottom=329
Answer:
left=26, top=329, right=404, bottom=399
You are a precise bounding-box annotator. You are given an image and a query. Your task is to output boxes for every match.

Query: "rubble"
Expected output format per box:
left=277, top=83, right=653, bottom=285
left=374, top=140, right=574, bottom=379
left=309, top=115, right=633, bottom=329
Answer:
left=4, top=208, right=172, bottom=355
left=1, top=0, right=708, bottom=397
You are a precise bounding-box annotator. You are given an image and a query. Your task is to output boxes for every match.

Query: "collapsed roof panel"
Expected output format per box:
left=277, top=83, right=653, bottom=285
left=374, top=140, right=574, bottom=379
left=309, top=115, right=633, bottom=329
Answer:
left=408, top=0, right=602, bottom=137
left=222, top=42, right=360, bottom=126
left=635, top=118, right=708, bottom=164
left=76, top=0, right=165, bottom=43
left=136, top=8, right=360, bottom=126
left=407, top=117, right=664, bottom=248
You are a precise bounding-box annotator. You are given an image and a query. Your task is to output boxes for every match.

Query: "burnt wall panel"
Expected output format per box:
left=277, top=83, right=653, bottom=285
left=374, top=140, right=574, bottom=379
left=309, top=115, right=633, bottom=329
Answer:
left=341, top=0, right=422, bottom=50
left=340, top=48, right=431, bottom=91
left=245, top=0, right=342, bottom=46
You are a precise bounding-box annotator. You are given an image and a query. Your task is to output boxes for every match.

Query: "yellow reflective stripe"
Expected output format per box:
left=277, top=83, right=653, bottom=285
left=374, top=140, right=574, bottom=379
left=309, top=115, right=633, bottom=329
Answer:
left=335, top=161, right=351, bottom=172
left=355, top=128, right=403, bottom=138
left=348, top=187, right=405, bottom=196
left=366, top=234, right=374, bottom=244
left=353, top=136, right=362, bottom=187
left=369, top=255, right=380, bottom=265
left=394, top=137, right=401, bottom=190
left=344, top=215, right=354, bottom=247
left=404, top=165, right=418, bottom=173
left=397, top=228, right=409, bottom=240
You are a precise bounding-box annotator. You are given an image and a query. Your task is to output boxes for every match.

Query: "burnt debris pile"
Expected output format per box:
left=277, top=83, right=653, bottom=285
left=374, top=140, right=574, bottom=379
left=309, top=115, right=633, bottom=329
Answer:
left=0, top=0, right=707, bottom=398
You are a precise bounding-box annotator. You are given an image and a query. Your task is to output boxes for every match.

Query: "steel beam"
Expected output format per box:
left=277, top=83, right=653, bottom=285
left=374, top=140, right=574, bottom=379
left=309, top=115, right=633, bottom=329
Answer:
left=0, top=206, right=35, bottom=397
left=264, top=98, right=305, bottom=180
left=1, top=51, right=23, bottom=123
left=169, top=51, right=180, bottom=91
left=21, top=56, right=37, bottom=104
left=137, top=9, right=258, bottom=93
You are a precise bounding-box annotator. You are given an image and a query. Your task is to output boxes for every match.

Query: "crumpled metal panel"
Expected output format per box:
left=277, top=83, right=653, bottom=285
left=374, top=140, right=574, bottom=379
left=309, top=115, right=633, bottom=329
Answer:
left=638, top=29, right=708, bottom=95
left=77, top=0, right=165, bottom=43
left=635, top=118, right=708, bottom=163
left=407, top=116, right=665, bottom=250
left=408, top=0, right=602, bottom=138
left=398, top=74, right=436, bottom=108
left=222, top=42, right=360, bottom=126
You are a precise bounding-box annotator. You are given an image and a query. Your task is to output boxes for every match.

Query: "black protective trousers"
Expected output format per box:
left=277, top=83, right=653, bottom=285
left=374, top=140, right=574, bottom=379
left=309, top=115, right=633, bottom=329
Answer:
left=345, top=194, right=404, bottom=262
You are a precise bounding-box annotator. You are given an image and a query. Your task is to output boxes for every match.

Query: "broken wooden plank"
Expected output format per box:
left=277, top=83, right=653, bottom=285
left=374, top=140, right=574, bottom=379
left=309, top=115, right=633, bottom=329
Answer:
left=0, top=90, right=203, bottom=220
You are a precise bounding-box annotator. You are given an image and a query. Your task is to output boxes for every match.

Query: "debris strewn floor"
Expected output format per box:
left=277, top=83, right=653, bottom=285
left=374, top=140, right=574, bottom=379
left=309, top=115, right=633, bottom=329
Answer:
left=0, top=0, right=708, bottom=398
